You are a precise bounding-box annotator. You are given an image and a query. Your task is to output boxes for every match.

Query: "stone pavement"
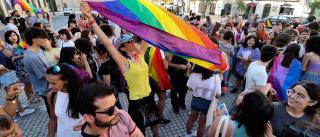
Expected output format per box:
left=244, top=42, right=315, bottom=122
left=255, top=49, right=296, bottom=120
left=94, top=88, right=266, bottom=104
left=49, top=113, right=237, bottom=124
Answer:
left=0, top=75, right=239, bottom=137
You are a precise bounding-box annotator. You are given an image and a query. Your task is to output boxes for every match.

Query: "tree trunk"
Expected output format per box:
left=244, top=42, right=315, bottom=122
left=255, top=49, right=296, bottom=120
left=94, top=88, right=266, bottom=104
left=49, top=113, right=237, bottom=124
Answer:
left=202, top=1, right=208, bottom=18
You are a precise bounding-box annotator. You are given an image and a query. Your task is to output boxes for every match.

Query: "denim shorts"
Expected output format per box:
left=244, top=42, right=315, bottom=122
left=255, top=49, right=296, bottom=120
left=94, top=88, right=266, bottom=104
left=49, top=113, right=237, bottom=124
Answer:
left=0, top=71, right=18, bottom=88
left=191, top=97, right=211, bottom=114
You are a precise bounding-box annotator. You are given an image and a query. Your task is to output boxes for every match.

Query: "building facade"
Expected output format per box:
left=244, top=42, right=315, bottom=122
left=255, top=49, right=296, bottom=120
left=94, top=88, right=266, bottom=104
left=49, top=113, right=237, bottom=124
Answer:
left=185, top=0, right=310, bottom=18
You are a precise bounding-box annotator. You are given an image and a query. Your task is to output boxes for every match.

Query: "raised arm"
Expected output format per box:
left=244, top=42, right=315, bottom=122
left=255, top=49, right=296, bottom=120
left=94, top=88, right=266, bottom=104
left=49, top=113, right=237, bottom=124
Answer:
left=80, top=2, right=129, bottom=74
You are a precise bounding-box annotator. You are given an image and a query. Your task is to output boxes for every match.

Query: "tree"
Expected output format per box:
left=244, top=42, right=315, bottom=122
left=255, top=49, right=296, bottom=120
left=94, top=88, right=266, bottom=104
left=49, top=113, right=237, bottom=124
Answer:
left=236, top=0, right=246, bottom=14
left=201, top=0, right=214, bottom=18
left=309, top=0, right=320, bottom=15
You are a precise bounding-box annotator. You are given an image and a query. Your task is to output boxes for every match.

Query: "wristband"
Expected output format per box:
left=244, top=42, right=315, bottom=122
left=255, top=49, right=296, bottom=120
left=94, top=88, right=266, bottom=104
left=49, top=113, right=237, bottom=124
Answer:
left=88, top=20, right=96, bottom=26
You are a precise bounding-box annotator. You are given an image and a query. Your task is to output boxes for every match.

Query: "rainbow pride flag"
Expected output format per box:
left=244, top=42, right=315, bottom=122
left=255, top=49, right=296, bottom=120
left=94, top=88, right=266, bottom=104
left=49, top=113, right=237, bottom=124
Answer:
left=86, top=0, right=226, bottom=72
left=18, top=41, right=28, bottom=49
left=12, top=0, right=42, bottom=14
left=268, top=55, right=302, bottom=101
left=145, top=47, right=171, bottom=91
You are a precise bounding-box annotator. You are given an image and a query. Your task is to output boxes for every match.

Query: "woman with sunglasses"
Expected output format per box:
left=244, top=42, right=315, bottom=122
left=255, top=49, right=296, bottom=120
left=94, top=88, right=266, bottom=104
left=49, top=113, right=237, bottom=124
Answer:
left=81, top=3, right=159, bottom=136
left=46, top=64, right=82, bottom=137
left=270, top=81, right=320, bottom=137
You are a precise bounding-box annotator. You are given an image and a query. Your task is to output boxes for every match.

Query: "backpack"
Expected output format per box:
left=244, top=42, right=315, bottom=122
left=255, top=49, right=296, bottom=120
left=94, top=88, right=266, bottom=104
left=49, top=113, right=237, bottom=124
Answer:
left=282, top=121, right=320, bottom=137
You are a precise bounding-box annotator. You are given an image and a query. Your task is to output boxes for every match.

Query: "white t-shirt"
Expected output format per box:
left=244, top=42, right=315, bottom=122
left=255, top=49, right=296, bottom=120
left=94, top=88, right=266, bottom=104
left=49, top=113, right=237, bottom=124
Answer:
left=245, top=61, right=268, bottom=91
left=187, top=73, right=220, bottom=100
left=57, top=40, right=75, bottom=48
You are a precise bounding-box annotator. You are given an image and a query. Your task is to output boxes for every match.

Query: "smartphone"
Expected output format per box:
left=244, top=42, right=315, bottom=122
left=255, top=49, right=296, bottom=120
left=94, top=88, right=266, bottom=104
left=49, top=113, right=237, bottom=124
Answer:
left=218, top=103, right=229, bottom=115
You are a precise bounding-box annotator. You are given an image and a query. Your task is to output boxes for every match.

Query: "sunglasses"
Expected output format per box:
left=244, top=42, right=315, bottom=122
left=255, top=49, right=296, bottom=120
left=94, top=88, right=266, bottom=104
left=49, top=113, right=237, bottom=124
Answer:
left=95, top=99, right=118, bottom=116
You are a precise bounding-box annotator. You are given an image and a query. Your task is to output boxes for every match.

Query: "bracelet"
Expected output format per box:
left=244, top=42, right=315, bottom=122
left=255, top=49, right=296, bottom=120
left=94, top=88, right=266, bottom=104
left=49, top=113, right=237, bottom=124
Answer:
left=6, top=95, right=18, bottom=102
left=88, top=19, right=96, bottom=26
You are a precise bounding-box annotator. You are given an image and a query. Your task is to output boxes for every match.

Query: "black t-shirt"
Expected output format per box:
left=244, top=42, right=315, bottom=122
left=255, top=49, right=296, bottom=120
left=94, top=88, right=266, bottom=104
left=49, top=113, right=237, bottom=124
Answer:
left=98, top=58, right=123, bottom=91
left=0, top=51, right=15, bottom=70
left=13, top=17, right=27, bottom=33
left=167, top=55, right=188, bottom=76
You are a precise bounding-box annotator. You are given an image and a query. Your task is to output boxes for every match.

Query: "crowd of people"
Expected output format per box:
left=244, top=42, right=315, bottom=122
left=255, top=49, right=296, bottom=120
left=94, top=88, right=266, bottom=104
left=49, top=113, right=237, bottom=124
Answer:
left=0, top=2, right=320, bottom=137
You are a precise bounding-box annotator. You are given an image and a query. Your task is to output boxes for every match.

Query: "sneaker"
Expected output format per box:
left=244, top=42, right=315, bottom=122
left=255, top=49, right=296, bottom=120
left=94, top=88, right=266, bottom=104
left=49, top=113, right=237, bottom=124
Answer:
left=180, top=104, right=187, bottom=110
left=185, top=130, right=197, bottom=137
left=19, top=108, right=35, bottom=117
left=158, top=119, right=171, bottom=125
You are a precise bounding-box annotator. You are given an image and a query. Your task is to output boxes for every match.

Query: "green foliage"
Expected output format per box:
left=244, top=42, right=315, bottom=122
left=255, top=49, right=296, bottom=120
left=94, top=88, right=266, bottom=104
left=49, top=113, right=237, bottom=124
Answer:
left=309, top=0, right=320, bottom=15
left=236, top=0, right=246, bottom=14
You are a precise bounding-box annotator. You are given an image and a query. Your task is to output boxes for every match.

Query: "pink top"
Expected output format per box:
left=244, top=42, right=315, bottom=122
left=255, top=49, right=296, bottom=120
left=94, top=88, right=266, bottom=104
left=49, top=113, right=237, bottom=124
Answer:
left=81, top=109, right=137, bottom=137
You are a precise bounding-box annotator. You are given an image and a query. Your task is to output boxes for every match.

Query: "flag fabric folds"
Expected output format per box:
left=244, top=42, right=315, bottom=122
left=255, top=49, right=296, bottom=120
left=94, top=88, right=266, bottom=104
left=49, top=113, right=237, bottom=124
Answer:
left=145, top=47, right=171, bottom=91
left=12, top=0, right=42, bottom=14
left=86, top=0, right=227, bottom=72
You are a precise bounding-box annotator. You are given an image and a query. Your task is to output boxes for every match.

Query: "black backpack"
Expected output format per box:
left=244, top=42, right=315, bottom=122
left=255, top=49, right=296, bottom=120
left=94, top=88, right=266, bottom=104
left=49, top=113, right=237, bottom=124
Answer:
left=282, top=121, right=320, bottom=137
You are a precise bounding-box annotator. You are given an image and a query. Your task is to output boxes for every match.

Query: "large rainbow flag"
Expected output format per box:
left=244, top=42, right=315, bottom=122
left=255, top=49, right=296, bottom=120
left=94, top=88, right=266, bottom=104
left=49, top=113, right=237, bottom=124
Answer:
left=145, top=46, right=171, bottom=91
left=86, top=0, right=226, bottom=72
left=268, top=55, right=302, bottom=101
left=12, top=0, right=42, bottom=14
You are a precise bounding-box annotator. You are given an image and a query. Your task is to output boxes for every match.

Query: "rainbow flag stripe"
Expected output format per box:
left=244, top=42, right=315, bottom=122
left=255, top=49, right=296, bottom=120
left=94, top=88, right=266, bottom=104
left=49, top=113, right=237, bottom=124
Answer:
left=145, top=47, right=171, bottom=91
left=13, top=0, right=42, bottom=14
left=86, top=0, right=226, bottom=71
left=18, top=41, right=28, bottom=49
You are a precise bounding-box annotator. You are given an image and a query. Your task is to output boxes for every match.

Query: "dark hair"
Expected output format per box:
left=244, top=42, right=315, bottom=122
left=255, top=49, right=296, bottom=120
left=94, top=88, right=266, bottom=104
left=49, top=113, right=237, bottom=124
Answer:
left=58, top=47, right=79, bottom=66
left=26, top=11, right=30, bottom=13
left=260, top=45, right=277, bottom=62
left=44, top=29, right=56, bottom=48
left=58, top=29, right=72, bottom=40
left=33, top=22, right=43, bottom=28
left=80, top=30, right=91, bottom=40
left=305, top=35, right=320, bottom=55
left=4, top=30, right=20, bottom=45
left=224, top=22, right=233, bottom=29
left=24, top=27, right=49, bottom=45
left=223, top=30, right=234, bottom=41
left=68, top=14, right=76, bottom=21
left=242, top=26, right=248, bottom=36
left=0, top=115, right=14, bottom=132
left=308, top=16, right=316, bottom=23
left=46, top=64, right=82, bottom=118
left=307, top=22, right=320, bottom=31
left=211, top=22, right=221, bottom=37
left=286, top=29, right=298, bottom=36
left=192, top=65, right=213, bottom=80
left=244, top=22, right=250, bottom=28
left=95, top=43, right=109, bottom=55
left=281, top=43, right=300, bottom=68
left=75, top=38, right=92, bottom=56
left=310, top=30, right=318, bottom=37
left=68, top=19, right=77, bottom=28
left=71, top=27, right=81, bottom=36
left=233, top=22, right=239, bottom=28
left=300, top=29, right=310, bottom=35
left=289, top=81, right=320, bottom=123
left=242, top=35, right=259, bottom=49
left=100, top=25, right=114, bottom=37
left=210, top=36, right=219, bottom=45
left=233, top=91, right=274, bottom=137
left=5, top=16, right=12, bottom=23
left=273, top=33, right=291, bottom=48
left=76, top=82, right=115, bottom=115
left=42, top=12, right=50, bottom=21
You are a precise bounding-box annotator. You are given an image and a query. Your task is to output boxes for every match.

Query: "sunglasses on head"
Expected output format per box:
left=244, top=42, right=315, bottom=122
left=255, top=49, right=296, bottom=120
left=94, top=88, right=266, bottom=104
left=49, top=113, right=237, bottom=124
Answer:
left=95, top=99, right=118, bottom=116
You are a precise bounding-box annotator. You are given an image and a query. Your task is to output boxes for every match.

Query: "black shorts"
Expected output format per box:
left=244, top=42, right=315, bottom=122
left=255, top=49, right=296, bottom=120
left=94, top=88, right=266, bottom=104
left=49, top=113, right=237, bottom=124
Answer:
left=128, top=94, right=160, bottom=133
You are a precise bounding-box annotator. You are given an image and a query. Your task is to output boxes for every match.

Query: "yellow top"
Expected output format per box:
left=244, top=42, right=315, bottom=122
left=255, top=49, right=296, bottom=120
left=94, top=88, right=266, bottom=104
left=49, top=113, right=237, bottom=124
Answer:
left=124, top=55, right=151, bottom=100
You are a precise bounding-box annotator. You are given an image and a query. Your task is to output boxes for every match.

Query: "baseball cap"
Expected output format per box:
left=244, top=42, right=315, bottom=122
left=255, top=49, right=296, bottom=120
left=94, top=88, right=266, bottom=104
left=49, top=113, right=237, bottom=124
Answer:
left=113, top=34, right=135, bottom=49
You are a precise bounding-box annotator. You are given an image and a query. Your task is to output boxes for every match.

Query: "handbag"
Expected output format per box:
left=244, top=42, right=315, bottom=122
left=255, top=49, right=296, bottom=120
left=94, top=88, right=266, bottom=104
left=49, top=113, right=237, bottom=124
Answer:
left=205, top=74, right=222, bottom=127
left=282, top=121, right=320, bottom=137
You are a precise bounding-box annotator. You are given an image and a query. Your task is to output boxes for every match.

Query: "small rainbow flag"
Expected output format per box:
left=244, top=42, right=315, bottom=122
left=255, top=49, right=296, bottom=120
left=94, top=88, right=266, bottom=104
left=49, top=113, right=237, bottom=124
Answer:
left=12, top=0, right=42, bottom=14
left=18, top=41, right=28, bottom=49
left=145, top=47, right=171, bottom=91
left=86, top=0, right=226, bottom=72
